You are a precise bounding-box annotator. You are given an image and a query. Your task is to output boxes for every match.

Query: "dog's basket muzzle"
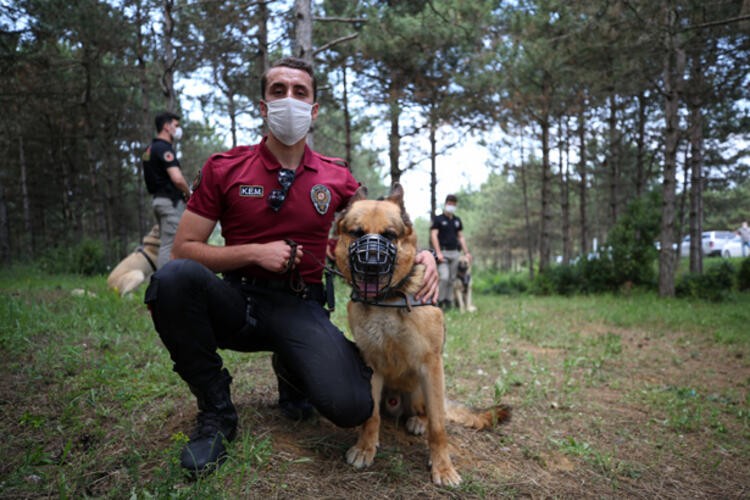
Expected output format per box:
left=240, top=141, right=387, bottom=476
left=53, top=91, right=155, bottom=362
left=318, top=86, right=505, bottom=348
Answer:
left=348, top=233, right=397, bottom=297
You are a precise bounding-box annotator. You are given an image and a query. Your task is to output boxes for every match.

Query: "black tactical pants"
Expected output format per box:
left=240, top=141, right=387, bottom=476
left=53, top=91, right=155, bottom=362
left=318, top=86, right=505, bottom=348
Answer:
left=145, top=258, right=373, bottom=428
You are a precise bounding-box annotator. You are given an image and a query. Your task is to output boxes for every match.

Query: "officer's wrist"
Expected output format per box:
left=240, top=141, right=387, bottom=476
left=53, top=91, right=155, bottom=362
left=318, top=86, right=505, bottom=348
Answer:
left=422, top=248, right=438, bottom=262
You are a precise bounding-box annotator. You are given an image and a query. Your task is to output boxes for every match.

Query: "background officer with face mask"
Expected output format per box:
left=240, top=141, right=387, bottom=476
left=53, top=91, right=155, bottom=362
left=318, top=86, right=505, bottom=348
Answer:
left=430, top=194, right=472, bottom=309
left=143, top=111, right=191, bottom=268
left=144, top=56, right=440, bottom=476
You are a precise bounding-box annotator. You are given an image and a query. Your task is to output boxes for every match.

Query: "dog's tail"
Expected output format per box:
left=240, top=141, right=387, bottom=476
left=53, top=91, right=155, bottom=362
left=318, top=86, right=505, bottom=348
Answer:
left=445, top=400, right=511, bottom=430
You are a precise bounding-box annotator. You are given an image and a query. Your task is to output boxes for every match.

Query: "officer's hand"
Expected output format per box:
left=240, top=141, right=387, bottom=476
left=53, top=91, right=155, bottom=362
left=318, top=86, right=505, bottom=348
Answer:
left=414, top=250, right=439, bottom=304
left=259, top=241, right=303, bottom=273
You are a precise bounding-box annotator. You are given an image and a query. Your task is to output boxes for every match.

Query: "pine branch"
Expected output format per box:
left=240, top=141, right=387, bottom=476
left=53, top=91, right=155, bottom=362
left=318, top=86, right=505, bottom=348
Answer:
left=313, top=33, right=359, bottom=56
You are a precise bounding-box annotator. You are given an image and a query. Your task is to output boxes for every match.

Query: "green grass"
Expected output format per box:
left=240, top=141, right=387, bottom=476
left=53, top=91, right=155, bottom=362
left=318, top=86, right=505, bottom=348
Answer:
left=2, top=264, right=749, bottom=497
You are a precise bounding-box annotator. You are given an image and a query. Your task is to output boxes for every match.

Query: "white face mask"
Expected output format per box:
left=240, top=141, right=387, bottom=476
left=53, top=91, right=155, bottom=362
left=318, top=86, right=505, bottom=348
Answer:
left=172, top=126, right=183, bottom=141
left=265, top=97, right=313, bottom=146
left=444, top=204, right=457, bottom=214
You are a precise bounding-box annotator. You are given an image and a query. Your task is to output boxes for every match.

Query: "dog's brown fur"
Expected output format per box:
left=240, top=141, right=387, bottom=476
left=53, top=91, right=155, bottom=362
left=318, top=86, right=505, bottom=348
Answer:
left=453, top=255, right=477, bottom=313
left=335, top=184, right=509, bottom=486
left=107, top=225, right=160, bottom=296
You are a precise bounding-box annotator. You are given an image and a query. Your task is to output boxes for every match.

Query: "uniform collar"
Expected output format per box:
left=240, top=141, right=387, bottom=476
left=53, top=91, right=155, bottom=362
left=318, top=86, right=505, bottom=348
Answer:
left=258, top=136, right=318, bottom=173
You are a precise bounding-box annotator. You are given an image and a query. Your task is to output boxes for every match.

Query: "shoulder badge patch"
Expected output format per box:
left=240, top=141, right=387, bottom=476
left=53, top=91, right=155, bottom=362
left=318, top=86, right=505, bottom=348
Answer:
left=310, top=184, right=331, bottom=215
left=163, top=151, right=175, bottom=162
left=240, top=185, right=264, bottom=197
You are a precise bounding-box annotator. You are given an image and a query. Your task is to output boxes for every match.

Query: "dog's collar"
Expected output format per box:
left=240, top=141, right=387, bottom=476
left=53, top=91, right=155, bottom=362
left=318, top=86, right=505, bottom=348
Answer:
left=137, top=247, right=157, bottom=272
left=350, top=289, right=434, bottom=311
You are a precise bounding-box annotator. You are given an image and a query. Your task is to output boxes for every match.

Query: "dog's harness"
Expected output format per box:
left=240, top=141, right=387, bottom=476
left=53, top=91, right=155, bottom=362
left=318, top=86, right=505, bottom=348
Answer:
left=350, top=287, right=434, bottom=312
left=136, top=246, right=157, bottom=272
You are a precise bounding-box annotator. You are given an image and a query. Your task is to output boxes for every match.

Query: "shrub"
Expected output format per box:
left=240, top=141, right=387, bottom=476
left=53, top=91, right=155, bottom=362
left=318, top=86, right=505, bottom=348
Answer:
left=37, top=239, right=107, bottom=276
left=532, top=263, right=581, bottom=296
left=737, top=258, right=750, bottom=292
left=605, top=194, right=660, bottom=288
left=476, top=272, right=529, bottom=295
left=676, top=260, right=735, bottom=301
left=576, top=252, right=618, bottom=293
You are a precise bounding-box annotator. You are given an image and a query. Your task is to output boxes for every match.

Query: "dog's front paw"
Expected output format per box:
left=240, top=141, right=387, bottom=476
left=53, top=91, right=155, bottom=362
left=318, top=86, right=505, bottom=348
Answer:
left=406, top=415, right=427, bottom=435
left=346, top=444, right=377, bottom=468
left=431, top=460, right=462, bottom=487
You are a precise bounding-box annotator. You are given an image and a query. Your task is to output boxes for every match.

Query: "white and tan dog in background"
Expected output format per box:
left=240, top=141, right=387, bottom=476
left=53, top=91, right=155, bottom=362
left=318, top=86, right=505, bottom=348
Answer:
left=453, top=255, right=476, bottom=313
left=107, top=225, right=160, bottom=296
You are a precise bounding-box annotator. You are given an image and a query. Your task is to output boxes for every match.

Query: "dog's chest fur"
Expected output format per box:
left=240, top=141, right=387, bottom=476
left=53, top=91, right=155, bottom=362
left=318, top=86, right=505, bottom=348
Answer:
left=347, top=302, right=441, bottom=392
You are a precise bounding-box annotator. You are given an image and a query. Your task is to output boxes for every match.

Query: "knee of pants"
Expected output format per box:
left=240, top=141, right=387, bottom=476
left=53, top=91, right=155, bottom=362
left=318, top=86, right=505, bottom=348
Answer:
left=305, top=354, right=374, bottom=428
left=438, top=264, right=451, bottom=282
left=317, top=387, right=374, bottom=428
left=145, top=259, right=213, bottom=313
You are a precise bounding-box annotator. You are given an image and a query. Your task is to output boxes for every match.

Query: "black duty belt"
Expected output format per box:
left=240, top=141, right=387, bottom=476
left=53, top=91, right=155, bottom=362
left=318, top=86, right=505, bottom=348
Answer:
left=224, top=273, right=324, bottom=302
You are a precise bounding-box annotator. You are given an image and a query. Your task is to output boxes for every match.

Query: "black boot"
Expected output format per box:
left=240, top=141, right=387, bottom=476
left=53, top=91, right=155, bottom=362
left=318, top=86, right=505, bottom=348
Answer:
left=180, top=368, right=238, bottom=475
left=272, top=354, right=314, bottom=421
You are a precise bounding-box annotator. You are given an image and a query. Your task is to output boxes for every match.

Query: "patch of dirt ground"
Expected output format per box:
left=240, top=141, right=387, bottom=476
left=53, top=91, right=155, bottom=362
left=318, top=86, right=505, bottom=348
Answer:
left=150, top=326, right=750, bottom=499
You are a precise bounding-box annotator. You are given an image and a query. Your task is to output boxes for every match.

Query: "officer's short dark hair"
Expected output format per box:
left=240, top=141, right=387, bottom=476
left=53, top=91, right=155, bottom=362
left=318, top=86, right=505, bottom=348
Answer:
left=261, top=57, right=317, bottom=101
left=155, top=112, right=180, bottom=133
left=445, top=194, right=458, bottom=203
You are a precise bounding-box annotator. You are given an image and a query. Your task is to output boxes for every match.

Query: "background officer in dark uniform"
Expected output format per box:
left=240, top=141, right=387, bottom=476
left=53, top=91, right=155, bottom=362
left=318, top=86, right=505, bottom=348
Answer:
left=144, top=57, right=439, bottom=476
left=143, top=111, right=191, bottom=268
left=430, top=193, right=472, bottom=308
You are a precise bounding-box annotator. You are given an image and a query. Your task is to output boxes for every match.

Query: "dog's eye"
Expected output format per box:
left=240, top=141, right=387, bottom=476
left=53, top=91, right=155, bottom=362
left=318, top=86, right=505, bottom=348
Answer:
left=382, top=230, right=398, bottom=241
left=349, top=229, right=365, bottom=238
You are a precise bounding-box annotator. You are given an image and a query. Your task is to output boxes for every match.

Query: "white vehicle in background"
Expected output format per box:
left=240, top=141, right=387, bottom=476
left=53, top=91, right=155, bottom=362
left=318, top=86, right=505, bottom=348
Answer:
left=679, top=231, right=736, bottom=257
left=721, top=235, right=747, bottom=258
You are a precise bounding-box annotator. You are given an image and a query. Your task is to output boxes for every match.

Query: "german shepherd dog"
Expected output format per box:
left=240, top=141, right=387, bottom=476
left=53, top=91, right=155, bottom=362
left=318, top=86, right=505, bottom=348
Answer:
left=335, top=184, right=510, bottom=486
left=107, top=225, right=160, bottom=296
left=454, top=255, right=476, bottom=313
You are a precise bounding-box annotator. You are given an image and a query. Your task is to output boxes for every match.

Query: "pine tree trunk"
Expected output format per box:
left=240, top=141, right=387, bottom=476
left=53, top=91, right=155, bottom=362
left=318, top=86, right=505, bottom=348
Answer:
left=658, top=4, right=684, bottom=297
left=19, top=135, right=33, bottom=257
left=688, top=106, right=704, bottom=273
left=136, top=0, right=150, bottom=235
left=429, top=106, right=437, bottom=218
left=560, top=117, right=571, bottom=264
left=343, top=65, right=352, bottom=166
left=538, top=81, right=552, bottom=273
left=161, top=0, right=177, bottom=111
left=0, top=181, right=8, bottom=264
left=578, top=102, right=588, bottom=257
left=608, top=94, right=618, bottom=227
left=688, top=49, right=705, bottom=274
left=388, top=75, right=401, bottom=185
left=520, top=129, right=534, bottom=280
left=294, top=0, right=313, bottom=147
left=635, top=92, right=647, bottom=197
left=293, top=0, right=313, bottom=62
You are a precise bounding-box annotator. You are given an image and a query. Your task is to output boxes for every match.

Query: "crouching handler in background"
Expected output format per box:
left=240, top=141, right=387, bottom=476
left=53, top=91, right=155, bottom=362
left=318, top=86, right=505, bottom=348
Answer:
left=143, top=57, right=438, bottom=476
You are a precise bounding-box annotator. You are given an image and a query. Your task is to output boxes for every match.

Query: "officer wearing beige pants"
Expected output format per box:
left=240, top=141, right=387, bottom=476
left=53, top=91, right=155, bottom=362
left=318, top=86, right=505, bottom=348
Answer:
left=143, top=111, right=191, bottom=268
left=430, top=194, right=471, bottom=309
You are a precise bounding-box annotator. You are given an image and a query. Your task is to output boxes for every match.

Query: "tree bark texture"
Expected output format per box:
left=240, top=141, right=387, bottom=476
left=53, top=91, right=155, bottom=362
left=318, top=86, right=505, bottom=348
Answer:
left=658, top=4, right=684, bottom=298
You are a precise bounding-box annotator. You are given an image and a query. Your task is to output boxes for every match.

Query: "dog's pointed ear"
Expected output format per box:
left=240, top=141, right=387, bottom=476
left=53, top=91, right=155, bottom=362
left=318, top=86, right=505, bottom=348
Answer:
left=338, top=186, right=368, bottom=234
left=387, top=183, right=412, bottom=228
left=352, top=185, right=368, bottom=203
left=387, top=183, right=404, bottom=206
